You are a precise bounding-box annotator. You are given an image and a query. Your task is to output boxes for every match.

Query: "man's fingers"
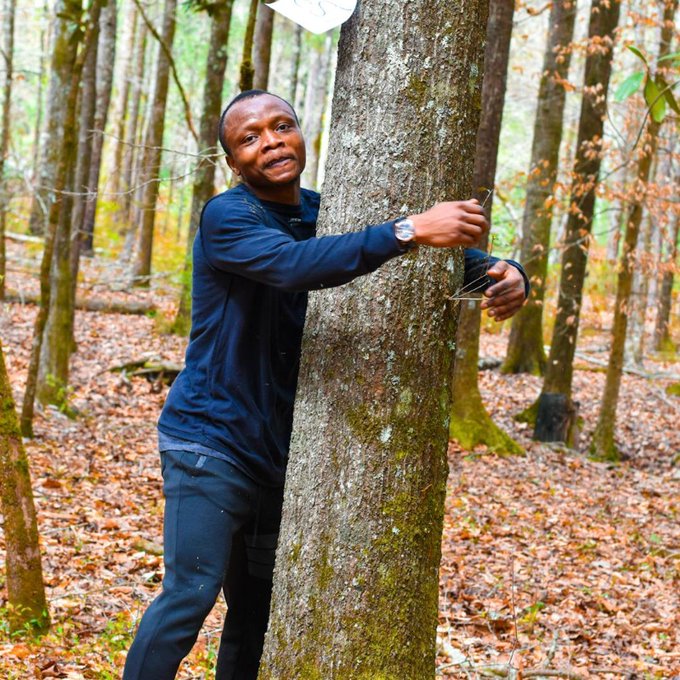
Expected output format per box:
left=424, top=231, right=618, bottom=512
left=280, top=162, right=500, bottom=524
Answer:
left=462, top=200, right=484, bottom=214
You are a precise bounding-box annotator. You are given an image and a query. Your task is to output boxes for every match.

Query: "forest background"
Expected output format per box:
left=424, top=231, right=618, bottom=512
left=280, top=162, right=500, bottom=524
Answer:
left=0, top=0, right=678, bottom=678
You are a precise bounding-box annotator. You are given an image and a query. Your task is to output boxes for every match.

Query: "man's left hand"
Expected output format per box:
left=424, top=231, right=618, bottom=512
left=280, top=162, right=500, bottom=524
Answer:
left=480, top=261, right=527, bottom=321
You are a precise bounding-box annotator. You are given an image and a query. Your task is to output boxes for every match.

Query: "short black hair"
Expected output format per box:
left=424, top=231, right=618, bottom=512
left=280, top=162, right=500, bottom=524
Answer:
left=218, top=89, right=299, bottom=156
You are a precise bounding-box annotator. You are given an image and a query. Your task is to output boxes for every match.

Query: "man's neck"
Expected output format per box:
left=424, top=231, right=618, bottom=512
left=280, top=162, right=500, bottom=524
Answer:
left=246, top=181, right=301, bottom=206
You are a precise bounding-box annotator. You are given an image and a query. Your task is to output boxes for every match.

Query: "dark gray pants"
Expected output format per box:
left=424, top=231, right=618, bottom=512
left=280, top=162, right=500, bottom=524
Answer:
left=123, top=450, right=284, bottom=680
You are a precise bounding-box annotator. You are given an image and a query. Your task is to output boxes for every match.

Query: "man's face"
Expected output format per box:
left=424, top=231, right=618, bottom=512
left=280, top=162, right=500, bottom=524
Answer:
left=223, top=95, right=306, bottom=195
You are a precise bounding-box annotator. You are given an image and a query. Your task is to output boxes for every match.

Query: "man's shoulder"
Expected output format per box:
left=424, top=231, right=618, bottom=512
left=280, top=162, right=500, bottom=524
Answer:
left=202, top=184, right=266, bottom=223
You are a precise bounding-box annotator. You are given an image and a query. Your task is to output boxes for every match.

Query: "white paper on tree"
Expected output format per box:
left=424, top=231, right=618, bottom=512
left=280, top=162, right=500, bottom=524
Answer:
left=267, top=0, right=357, bottom=34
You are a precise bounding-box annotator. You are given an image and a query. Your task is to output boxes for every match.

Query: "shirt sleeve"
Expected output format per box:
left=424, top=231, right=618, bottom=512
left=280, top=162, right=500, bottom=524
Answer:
left=199, top=196, right=406, bottom=292
left=464, top=248, right=531, bottom=298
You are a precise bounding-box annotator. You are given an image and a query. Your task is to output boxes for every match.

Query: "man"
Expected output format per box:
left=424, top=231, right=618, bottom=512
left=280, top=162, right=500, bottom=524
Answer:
left=123, top=90, right=528, bottom=680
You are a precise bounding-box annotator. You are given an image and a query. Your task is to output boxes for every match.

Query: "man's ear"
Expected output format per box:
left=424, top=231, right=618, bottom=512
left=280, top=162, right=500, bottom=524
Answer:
left=226, top=155, right=240, bottom=176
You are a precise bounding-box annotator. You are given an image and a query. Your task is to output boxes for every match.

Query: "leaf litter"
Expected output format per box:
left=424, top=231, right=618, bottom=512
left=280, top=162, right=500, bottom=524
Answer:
left=0, top=254, right=678, bottom=679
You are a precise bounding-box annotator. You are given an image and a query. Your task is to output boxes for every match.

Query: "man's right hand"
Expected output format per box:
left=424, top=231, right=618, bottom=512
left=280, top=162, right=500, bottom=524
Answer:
left=410, top=199, right=488, bottom=248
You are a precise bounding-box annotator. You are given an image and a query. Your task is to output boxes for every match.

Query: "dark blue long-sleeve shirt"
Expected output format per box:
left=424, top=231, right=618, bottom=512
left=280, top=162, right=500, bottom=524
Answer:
left=158, top=184, right=526, bottom=486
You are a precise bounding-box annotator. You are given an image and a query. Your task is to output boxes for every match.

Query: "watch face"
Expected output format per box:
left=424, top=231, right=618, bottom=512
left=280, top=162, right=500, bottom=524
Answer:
left=395, top=219, right=416, bottom=242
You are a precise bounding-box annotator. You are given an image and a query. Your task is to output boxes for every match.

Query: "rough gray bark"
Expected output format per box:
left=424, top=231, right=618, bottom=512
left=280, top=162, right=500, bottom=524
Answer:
left=502, top=0, right=577, bottom=376
left=253, top=2, right=274, bottom=90
left=0, top=0, right=17, bottom=300
left=130, top=0, right=177, bottom=285
left=173, top=0, right=234, bottom=335
left=259, top=1, right=488, bottom=677
left=449, top=0, right=522, bottom=456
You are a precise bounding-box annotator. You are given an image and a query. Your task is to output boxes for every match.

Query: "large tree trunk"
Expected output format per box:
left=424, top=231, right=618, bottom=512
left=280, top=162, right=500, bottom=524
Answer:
left=27, top=1, right=84, bottom=237
left=259, top=1, right=488, bottom=677
left=36, top=1, right=104, bottom=408
left=502, top=0, right=577, bottom=376
left=0, top=0, right=17, bottom=301
left=590, top=0, right=677, bottom=460
left=80, top=0, right=117, bottom=255
left=0, top=341, right=50, bottom=633
left=449, top=0, right=521, bottom=456
left=253, top=2, right=274, bottom=90
left=533, top=0, right=622, bottom=444
left=130, top=0, right=177, bottom=286
left=172, top=0, right=234, bottom=336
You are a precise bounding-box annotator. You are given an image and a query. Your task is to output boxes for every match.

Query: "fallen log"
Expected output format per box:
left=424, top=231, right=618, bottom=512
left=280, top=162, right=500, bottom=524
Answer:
left=108, top=358, right=183, bottom=387
left=5, top=231, right=43, bottom=244
left=3, top=289, right=156, bottom=315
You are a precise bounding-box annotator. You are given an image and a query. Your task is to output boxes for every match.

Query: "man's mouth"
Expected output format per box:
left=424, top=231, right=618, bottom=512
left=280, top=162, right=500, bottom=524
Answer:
left=265, top=156, right=294, bottom=169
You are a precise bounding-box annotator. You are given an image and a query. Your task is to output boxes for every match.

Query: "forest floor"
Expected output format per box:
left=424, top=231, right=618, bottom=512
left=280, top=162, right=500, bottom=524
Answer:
left=0, top=242, right=678, bottom=680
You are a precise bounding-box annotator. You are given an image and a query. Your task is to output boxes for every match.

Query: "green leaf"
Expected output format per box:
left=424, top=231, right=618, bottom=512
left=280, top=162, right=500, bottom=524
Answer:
left=644, top=77, right=666, bottom=122
left=657, top=75, right=680, bottom=115
left=658, top=51, right=680, bottom=64
left=614, top=71, right=644, bottom=102
left=628, top=45, right=649, bottom=66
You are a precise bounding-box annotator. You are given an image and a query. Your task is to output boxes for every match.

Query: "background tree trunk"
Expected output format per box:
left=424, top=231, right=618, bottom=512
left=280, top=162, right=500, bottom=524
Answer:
left=109, top=3, right=138, bottom=199
left=27, top=1, right=84, bottom=236
left=172, top=0, right=234, bottom=335
left=534, top=0, right=622, bottom=444
left=253, top=2, right=274, bottom=90
left=502, top=0, right=577, bottom=376
left=31, top=0, right=50, bottom=186
left=239, top=0, right=259, bottom=91
left=260, top=1, right=488, bottom=677
left=80, top=0, right=117, bottom=255
left=288, top=23, right=302, bottom=103
left=36, top=1, right=103, bottom=408
left=20, top=0, right=85, bottom=435
left=120, top=17, right=148, bottom=222
left=300, top=34, right=333, bottom=191
left=130, top=0, right=177, bottom=286
left=0, top=0, right=17, bottom=301
left=653, top=209, right=679, bottom=351
left=0, top=340, right=50, bottom=633
left=449, top=0, right=522, bottom=456
left=590, top=0, right=677, bottom=460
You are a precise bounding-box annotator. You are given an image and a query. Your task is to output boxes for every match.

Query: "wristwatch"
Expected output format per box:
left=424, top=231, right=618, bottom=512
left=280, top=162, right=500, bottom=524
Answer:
left=394, top=218, right=417, bottom=250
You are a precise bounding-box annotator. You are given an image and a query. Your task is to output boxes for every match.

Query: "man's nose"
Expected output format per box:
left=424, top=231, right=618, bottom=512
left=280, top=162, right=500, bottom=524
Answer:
left=261, top=129, right=283, bottom=150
